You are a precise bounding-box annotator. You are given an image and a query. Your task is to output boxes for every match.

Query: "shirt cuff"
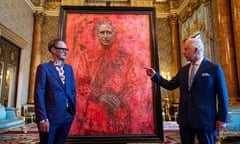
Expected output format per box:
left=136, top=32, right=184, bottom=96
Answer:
left=151, top=72, right=156, bottom=78
left=39, top=119, right=48, bottom=124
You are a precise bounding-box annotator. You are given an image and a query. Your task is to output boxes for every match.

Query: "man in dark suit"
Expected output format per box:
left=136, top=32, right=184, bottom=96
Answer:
left=145, top=38, right=228, bottom=144
left=34, top=38, right=76, bottom=144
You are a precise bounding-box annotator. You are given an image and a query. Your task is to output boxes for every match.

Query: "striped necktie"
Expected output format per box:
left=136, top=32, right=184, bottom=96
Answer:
left=189, top=63, right=196, bottom=87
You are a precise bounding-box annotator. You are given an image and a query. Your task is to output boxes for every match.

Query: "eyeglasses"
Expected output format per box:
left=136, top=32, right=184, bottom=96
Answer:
left=54, top=46, right=69, bottom=51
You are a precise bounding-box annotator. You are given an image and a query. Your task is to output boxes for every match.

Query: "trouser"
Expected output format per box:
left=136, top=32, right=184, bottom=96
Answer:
left=179, top=124, right=216, bottom=144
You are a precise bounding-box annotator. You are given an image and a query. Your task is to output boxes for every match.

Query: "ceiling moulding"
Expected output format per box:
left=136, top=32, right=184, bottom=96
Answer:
left=170, top=0, right=187, bottom=11
left=154, top=0, right=189, bottom=18
left=0, top=23, right=29, bottom=49
left=44, top=2, right=61, bottom=16
left=157, top=12, right=170, bottom=18
left=130, top=0, right=153, bottom=7
left=61, top=0, right=84, bottom=6
left=25, top=0, right=35, bottom=11
left=167, top=0, right=189, bottom=15
left=84, top=1, right=130, bottom=6
left=30, top=0, right=191, bottom=17
left=25, top=0, right=45, bottom=14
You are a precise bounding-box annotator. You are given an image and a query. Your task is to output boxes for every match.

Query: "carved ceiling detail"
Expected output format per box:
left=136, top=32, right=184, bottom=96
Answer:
left=178, top=0, right=210, bottom=23
left=29, top=0, right=210, bottom=21
left=29, top=0, right=184, bottom=17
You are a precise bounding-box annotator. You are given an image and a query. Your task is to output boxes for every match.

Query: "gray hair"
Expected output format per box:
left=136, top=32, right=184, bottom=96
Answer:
left=186, top=38, right=204, bottom=56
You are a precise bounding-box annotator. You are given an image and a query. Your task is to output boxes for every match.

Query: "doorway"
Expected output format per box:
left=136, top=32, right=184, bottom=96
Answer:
left=0, top=37, right=20, bottom=107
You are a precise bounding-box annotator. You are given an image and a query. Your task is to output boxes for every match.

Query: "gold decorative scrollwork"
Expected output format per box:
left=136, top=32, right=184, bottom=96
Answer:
left=183, top=19, right=213, bottom=41
left=204, top=28, right=213, bottom=40
left=179, top=0, right=200, bottom=23
left=183, top=20, right=203, bottom=40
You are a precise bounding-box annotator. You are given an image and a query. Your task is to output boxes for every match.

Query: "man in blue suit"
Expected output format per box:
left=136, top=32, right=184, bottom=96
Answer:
left=145, top=38, right=228, bottom=144
left=34, top=38, right=76, bottom=144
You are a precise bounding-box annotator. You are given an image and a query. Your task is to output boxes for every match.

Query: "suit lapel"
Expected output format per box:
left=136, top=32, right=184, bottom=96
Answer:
left=63, top=65, right=74, bottom=105
left=64, top=65, right=69, bottom=88
left=47, top=62, right=65, bottom=88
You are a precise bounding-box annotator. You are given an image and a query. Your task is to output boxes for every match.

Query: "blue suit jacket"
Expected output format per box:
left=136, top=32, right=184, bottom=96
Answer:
left=34, top=62, right=76, bottom=124
left=152, top=58, right=228, bottom=131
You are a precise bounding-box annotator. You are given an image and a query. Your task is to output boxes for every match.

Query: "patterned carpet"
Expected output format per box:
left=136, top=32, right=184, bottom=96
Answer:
left=0, top=123, right=39, bottom=144
left=162, top=121, right=180, bottom=144
left=0, top=121, right=180, bottom=144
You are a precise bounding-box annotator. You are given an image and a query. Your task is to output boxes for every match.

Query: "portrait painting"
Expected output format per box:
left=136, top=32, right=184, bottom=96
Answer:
left=59, top=6, right=163, bottom=143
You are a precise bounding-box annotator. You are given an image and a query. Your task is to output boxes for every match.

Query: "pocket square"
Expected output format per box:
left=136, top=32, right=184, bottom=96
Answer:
left=201, top=73, right=210, bottom=77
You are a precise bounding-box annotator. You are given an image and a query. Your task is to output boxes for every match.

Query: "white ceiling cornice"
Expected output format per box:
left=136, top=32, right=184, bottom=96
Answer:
left=25, top=0, right=44, bottom=13
left=24, top=0, right=35, bottom=11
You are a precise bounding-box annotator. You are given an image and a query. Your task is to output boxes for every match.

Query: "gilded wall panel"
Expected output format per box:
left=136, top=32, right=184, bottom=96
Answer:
left=41, top=16, right=59, bottom=63
left=156, top=18, right=172, bottom=75
left=156, top=18, right=172, bottom=99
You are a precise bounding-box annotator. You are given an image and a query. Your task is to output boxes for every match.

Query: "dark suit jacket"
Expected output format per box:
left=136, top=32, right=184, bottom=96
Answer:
left=34, top=62, right=76, bottom=124
left=152, top=58, right=228, bottom=131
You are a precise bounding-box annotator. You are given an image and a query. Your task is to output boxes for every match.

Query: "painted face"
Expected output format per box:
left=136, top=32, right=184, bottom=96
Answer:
left=183, top=41, right=197, bottom=62
left=52, top=41, right=68, bottom=60
left=97, top=23, right=115, bottom=47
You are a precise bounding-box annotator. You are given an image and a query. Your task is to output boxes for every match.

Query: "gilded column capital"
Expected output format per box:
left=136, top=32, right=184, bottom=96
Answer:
left=34, top=11, right=45, bottom=24
left=168, top=13, right=178, bottom=25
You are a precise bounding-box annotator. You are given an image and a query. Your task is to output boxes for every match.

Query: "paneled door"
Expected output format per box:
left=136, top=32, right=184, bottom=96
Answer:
left=0, top=37, right=20, bottom=107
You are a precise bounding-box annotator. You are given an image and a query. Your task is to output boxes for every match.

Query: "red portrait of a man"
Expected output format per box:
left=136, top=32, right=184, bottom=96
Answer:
left=65, top=13, right=155, bottom=136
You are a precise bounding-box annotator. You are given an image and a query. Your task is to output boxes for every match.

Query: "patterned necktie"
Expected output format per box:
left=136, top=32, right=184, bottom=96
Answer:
left=56, top=65, right=65, bottom=84
left=189, top=63, right=196, bottom=87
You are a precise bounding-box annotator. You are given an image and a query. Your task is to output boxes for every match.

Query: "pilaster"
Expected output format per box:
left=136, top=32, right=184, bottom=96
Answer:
left=214, top=0, right=239, bottom=103
left=28, top=11, right=44, bottom=103
left=168, top=13, right=181, bottom=103
left=230, top=0, right=240, bottom=101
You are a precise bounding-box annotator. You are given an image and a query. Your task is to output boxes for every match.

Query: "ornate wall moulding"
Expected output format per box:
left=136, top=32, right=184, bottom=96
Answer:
left=0, top=23, right=28, bottom=49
